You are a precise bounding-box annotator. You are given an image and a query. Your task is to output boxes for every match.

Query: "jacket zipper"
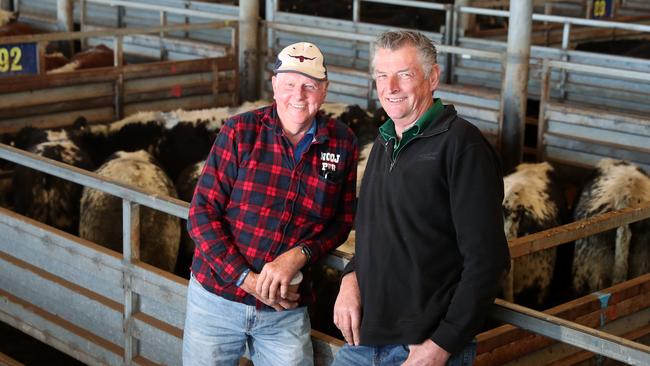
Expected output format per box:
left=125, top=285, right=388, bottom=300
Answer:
left=386, top=127, right=450, bottom=172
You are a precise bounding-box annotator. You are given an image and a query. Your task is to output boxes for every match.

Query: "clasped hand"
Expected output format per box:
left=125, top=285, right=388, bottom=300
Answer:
left=241, top=247, right=306, bottom=311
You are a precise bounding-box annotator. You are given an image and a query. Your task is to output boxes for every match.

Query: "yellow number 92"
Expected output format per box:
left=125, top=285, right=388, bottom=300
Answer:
left=0, top=46, right=23, bottom=73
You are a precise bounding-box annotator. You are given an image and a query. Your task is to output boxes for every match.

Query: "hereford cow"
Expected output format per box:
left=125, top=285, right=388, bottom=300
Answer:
left=79, top=150, right=181, bottom=272
left=48, top=44, right=115, bottom=74
left=0, top=10, right=46, bottom=37
left=572, top=159, right=650, bottom=296
left=502, top=162, right=568, bottom=309
left=174, top=160, right=205, bottom=278
left=0, top=9, right=16, bottom=26
left=12, top=129, right=94, bottom=234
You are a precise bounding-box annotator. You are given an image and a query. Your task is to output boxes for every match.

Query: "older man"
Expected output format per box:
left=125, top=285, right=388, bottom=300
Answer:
left=183, top=42, right=358, bottom=366
left=333, top=31, right=510, bottom=366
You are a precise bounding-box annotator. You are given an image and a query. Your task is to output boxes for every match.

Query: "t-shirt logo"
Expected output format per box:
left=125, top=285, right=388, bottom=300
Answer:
left=320, top=152, right=340, bottom=177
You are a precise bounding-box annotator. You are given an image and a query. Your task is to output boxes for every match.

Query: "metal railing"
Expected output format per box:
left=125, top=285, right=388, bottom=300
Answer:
left=0, top=20, right=236, bottom=73
left=2, top=132, right=650, bottom=364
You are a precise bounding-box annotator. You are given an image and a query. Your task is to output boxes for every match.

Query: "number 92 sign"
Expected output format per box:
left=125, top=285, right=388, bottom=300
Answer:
left=0, top=42, right=38, bottom=76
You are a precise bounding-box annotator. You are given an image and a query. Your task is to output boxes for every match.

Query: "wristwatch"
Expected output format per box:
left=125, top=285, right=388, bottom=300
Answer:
left=298, top=244, right=312, bottom=264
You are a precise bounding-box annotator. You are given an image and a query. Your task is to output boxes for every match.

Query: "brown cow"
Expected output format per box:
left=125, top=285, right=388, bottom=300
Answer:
left=48, top=44, right=114, bottom=74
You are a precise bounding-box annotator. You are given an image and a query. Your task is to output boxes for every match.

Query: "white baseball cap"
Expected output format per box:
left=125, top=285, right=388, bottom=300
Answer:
left=274, top=42, right=328, bottom=81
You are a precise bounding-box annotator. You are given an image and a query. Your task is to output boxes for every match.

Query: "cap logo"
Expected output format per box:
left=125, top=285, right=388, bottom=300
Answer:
left=289, top=54, right=316, bottom=63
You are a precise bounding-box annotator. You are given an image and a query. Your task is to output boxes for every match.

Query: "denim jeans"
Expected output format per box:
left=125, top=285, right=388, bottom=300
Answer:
left=332, top=340, right=477, bottom=366
left=182, top=275, right=314, bottom=366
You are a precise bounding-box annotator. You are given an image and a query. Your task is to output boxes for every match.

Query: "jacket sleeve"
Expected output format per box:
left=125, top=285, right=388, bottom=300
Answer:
left=301, top=136, right=359, bottom=263
left=186, top=119, right=250, bottom=284
left=430, top=142, right=510, bottom=354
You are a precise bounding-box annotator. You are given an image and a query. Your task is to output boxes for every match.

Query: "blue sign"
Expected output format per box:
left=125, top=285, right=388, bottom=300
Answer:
left=592, top=0, right=613, bottom=19
left=0, top=42, right=38, bottom=76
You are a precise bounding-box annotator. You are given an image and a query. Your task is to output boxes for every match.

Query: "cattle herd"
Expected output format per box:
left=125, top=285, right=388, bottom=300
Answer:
left=0, top=99, right=648, bottom=339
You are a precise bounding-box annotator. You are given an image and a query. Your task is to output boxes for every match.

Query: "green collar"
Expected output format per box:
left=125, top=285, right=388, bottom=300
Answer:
left=379, top=99, right=444, bottom=159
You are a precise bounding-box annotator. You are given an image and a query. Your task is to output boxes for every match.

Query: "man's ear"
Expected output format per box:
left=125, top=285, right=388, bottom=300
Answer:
left=429, top=64, right=441, bottom=91
left=271, top=75, right=277, bottom=99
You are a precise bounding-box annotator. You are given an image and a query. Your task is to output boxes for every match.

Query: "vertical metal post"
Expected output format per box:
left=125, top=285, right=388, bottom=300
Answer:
left=443, top=5, right=453, bottom=84
left=559, top=22, right=571, bottom=99
left=455, top=0, right=471, bottom=36
left=80, top=0, right=87, bottom=49
left=352, top=0, right=360, bottom=23
left=114, top=35, right=124, bottom=120
left=37, top=41, right=46, bottom=75
left=367, top=42, right=375, bottom=111
left=56, top=0, right=74, bottom=56
left=159, top=10, right=168, bottom=61
left=537, top=60, right=551, bottom=162
left=500, top=0, right=533, bottom=173
left=117, top=5, right=125, bottom=28
left=263, top=0, right=277, bottom=99
left=11, top=0, right=18, bottom=13
left=211, top=59, right=220, bottom=107
left=239, top=0, right=260, bottom=102
left=449, top=4, right=460, bottom=84
left=122, top=200, right=141, bottom=365
left=113, top=35, right=123, bottom=67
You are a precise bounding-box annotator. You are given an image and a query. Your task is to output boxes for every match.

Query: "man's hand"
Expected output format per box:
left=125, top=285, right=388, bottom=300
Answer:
left=401, top=339, right=450, bottom=366
left=333, top=272, right=362, bottom=346
left=241, top=272, right=299, bottom=311
left=256, top=246, right=307, bottom=303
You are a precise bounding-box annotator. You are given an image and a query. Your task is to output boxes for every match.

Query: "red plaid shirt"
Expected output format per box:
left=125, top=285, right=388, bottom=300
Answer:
left=188, top=103, right=358, bottom=308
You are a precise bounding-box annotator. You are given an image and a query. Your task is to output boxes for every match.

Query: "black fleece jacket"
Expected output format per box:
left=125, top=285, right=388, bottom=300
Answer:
left=343, top=104, right=510, bottom=354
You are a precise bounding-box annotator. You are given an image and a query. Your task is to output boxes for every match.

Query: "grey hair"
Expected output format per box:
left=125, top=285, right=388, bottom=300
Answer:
left=372, top=30, right=438, bottom=77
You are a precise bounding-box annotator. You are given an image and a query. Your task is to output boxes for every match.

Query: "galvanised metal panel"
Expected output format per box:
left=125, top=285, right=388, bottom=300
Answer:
left=327, top=83, right=369, bottom=99
left=565, top=92, right=650, bottom=113
left=436, top=89, right=500, bottom=110
left=568, top=50, right=650, bottom=72
left=138, top=292, right=185, bottom=329
left=545, top=106, right=650, bottom=136
left=545, top=145, right=650, bottom=173
left=0, top=253, right=125, bottom=346
left=545, top=134, right=650, bottom=169
left=566, top=72, right=650, bottom=95
left=134, top=316, right=182, bottom=365
left=0, top=292, right=123, bottom=366
left=15, top=0, right=57, bottom=18
left=327, top=71, right=371, bottom=88
left=0, top=208, right=124, bottom=300
left=325, top=93, right=370, bottom=109
left=455, top=57, right=502, bottom=72
left=548, top=121, right=649, bottom=149
left=274, top=11, right=444, bottom=40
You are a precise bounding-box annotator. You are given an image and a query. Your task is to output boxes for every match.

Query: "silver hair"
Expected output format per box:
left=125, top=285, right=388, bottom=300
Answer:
left=372, top=30, right=438, bottom=77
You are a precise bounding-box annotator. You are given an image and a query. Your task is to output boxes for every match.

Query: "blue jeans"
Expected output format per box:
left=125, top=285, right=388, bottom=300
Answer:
left=182, top=276, right=314, bottom=366
left=332, top=340, right=476, bottom=366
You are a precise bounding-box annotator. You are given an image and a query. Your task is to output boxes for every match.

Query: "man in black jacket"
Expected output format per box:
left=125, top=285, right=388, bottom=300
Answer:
left=332, top=30, right=510, bottom=366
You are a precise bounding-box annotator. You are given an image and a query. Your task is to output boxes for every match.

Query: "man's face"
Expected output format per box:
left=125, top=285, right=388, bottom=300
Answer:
left=272, top=72, right=328, bottom=128
left=373, top=45, right=440, bottom=128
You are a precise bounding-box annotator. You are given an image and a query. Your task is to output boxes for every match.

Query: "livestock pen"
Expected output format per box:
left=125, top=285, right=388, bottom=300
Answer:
left=0, top=21, right=238, bottom=132
left=2, top=0, right=650, bottom=364
left=0, top=140, right=649, bottom=365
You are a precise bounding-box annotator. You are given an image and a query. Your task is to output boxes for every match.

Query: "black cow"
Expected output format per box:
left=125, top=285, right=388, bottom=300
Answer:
left=572, top=159, right=650, bottom=296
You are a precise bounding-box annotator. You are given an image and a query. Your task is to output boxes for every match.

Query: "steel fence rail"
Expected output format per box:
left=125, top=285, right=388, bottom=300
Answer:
left=492, top=299, right=650, bottom=365
left=459, top=5, right=650, bottom=33
left=0, top=143, right=189, bottom=219
left=265, top=21, right=503, bottom=60
left=80, top=0, right=239, bottom=21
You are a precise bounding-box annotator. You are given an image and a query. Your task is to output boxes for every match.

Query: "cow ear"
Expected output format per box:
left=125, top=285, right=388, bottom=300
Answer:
left=72, top=117, right=89, bottom=130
